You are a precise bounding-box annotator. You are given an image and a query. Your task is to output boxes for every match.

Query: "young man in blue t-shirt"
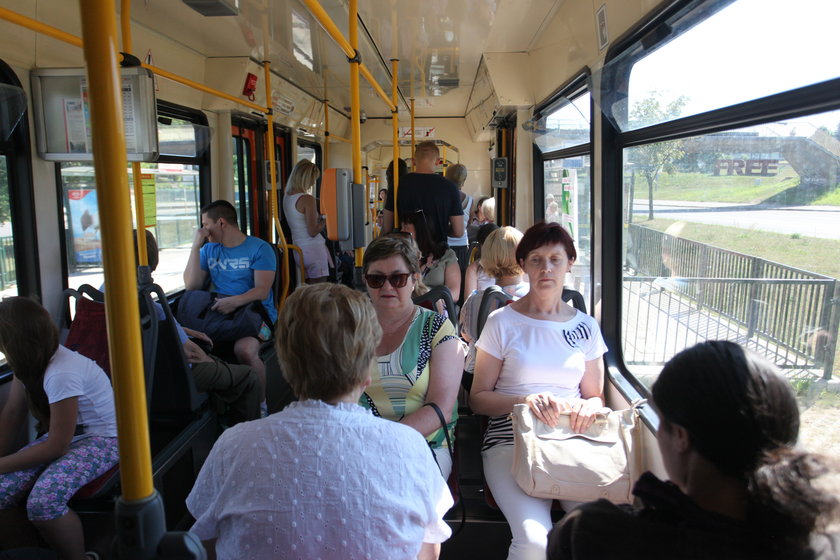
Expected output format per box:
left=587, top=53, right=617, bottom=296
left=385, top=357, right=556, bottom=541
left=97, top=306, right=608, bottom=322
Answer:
left=184, top=200, right=276, bottom=412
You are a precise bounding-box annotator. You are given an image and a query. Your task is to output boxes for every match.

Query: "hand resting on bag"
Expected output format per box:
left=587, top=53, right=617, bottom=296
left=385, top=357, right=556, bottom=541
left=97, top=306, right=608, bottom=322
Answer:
left=524, top=393, right=608, bottom=433
left=211, top=295, right=242, bottom=315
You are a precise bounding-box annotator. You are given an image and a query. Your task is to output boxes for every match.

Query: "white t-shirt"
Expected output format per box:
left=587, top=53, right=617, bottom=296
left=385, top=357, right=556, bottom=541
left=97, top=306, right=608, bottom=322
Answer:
left=475, top=306, right=607, bottom=449
left=43, top=345, right=117, bottom=439
left=187, top=399, right=453, bottom=560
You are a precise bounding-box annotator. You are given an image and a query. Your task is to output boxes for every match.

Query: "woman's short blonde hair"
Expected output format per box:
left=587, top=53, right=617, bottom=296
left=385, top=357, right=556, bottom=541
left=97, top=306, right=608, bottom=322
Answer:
left=286, top=159, right=321, bottom=195
left=481, top=226, right=523, bottom=279
left=480, top=197, right=496, bottom=222
left=445, top=163, right=467, bottom=188
left=275, top=284, right=381, bottom=401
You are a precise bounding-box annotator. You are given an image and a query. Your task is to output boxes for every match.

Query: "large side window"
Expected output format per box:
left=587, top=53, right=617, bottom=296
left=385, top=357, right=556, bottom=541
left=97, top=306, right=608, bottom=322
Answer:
left=604, top=0, right=840, bottom=453
left=533, top=79, right=593, bottom=305
left=59, top=102, right=209, bottom=294
left=0, top=61, right=38, bottom=367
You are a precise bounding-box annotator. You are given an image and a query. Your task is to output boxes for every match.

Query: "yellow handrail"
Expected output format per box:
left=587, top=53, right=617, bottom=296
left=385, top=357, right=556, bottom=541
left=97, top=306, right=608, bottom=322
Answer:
left=288, top=245, right=307, bottom=284
left=79, top=0, right=152, bottom=501
left=300, top=0, right=397, bottom=113
left=0, top=6, right=83, bottom=47
left=141, top=62, right=267, bottom=113
left=391, top=58, right=400, bottom=229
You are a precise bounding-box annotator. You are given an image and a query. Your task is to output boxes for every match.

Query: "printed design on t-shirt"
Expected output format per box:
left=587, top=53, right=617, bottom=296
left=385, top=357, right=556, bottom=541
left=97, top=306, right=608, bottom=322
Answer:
left=363, top=393, right=380, bottom=417
left=207, top=257, right=252, bottom=271
left=562, top=320, right=592, bottom=348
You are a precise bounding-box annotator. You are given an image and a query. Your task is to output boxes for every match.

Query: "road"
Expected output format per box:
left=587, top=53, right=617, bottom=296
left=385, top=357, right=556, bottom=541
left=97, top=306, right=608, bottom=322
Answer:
left=632, top=201, right=840, bottom=240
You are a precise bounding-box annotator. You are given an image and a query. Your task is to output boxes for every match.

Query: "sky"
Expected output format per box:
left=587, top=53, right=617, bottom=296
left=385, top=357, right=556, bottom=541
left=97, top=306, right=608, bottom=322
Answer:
left=628, top=0, right=840, bottom=129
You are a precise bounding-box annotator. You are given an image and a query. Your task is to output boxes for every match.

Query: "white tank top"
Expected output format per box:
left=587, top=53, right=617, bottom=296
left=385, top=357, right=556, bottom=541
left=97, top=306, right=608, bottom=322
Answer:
left=447, top=193, right=472, bottom=247
left=283, top=192, right=322, bottom=247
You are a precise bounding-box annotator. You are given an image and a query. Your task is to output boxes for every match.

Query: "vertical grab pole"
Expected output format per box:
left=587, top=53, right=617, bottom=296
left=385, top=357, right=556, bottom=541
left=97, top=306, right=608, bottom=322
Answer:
left=410, top=98, right=415, bottom=171
left=80, top=0, right=152, bottom=506
left=323, top=99, right=330, bottom=168
left=262, top=16, right=289, bottom=310
left=121, top=0, right=148, bottom=270
left=349, top=0, right=363, bottom=268
left=391, top=58, right=400, bottom=230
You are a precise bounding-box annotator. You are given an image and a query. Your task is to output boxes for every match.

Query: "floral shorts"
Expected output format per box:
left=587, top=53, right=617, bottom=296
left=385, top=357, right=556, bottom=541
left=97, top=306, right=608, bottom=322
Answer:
left=0, top=435, right=119, bottom=520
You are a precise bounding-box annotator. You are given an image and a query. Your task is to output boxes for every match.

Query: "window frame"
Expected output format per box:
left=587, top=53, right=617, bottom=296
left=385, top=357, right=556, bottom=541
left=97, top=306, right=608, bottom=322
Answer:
left=55, top=100, right=211, bottom=292
left=533, top=71, right=595, bottom=310
left=598, top=0, right=840, bottom=411
left=0, top=60, right=39, bottom=378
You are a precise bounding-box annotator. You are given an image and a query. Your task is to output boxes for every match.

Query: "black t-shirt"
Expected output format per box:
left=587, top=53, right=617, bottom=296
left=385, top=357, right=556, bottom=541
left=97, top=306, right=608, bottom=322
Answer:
left=384, top=172, right=461, bottom=245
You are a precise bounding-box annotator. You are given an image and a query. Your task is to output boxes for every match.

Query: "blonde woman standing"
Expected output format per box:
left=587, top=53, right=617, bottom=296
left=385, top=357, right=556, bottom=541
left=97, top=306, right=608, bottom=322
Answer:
left=283, top=159, right=332, bottom=283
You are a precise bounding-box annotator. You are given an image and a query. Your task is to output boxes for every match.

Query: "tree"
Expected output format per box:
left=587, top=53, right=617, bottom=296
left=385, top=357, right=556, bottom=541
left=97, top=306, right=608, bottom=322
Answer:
left=628, top=93, right=688, bottom=220
left=0, top=158, right=9, bottom=225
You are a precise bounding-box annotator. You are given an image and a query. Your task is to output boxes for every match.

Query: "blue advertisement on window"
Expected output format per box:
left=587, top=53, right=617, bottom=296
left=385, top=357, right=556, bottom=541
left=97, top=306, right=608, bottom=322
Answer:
left=67, top=188, right=101, bottom=264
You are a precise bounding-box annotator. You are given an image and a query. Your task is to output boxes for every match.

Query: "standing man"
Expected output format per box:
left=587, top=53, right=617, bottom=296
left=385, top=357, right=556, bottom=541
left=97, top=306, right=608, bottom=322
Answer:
left=382, top=141, right=465, bottom=245
left=184, top=200, right=276, bottom=415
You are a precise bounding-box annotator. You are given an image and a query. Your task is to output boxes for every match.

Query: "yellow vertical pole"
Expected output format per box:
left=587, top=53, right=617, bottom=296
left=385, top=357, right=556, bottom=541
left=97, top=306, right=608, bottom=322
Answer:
left=120, top=0, right=147, bottom=267
left=410, top=98, right=415, bottom=170
left=262, top=17, right=289, bottom=310
left=442, top=144, right=447, bottom=171
left=500, top=131, right=507, bottom=226
left=391, top=58, right=399, bottom=229
left=79, top=0, right=152, bottom=501
left=349, top=0, right=363, bottom=267
left=323, top=99, right=330, bottom=168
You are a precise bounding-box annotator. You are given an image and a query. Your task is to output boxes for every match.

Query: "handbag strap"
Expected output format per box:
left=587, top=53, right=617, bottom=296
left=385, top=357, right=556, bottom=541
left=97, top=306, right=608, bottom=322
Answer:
left=423, top=402, right=464, bottom=536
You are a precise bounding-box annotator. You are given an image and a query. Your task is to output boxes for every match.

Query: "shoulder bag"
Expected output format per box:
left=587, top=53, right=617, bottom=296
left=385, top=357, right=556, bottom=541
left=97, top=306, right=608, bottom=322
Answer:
left=510, top=400, right=646, bottom=504
left=176, top=290, right=270, bottom=343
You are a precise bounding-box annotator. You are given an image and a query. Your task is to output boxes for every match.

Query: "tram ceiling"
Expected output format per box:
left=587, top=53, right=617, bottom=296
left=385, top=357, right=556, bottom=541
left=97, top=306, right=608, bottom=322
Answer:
left=141, top=0, right=563, bottom=119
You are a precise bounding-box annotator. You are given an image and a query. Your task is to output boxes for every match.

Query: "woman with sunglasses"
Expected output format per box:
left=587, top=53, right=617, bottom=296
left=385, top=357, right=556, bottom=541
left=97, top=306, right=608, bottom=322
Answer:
left=360, top=235, right=465, bottom=484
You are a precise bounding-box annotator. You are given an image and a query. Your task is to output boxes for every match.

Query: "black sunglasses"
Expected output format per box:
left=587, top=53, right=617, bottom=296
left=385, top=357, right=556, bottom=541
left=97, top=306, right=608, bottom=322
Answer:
left=364, top=273, right=411, bottom=289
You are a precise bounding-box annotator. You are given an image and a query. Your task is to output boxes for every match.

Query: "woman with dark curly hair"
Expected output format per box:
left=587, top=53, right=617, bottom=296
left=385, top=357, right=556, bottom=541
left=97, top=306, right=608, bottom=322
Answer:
left=548, top=340, right=840, bottom=560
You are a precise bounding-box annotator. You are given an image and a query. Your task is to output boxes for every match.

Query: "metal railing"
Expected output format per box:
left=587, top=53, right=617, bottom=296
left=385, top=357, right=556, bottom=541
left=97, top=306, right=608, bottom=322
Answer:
left=625, top=224, right=839, bottom=379
left=0, top=236, right=15, bottom=290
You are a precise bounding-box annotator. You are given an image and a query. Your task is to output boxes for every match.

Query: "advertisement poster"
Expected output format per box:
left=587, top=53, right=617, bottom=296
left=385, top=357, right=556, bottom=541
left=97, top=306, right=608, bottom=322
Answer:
left=560, top=168, right=578, bottom=239
left=63, top=99, right=87, bottom=153
left=67, top=189, right=101, bottom=265
left=141, top=173, right=156, bottom=226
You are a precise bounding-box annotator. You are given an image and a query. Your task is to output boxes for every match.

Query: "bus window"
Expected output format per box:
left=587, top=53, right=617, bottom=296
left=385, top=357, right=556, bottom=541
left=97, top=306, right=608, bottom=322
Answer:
left=297, top=140, right=319, bottom=165
left=0, top=156, right=16, bottom=299
left=611, top=0, right=840, bottom=458
left=232, top=135, right=253, bottom=235
left=60, top=162, right=201, bottom=294
left=535, top=85, right=592, bottom=305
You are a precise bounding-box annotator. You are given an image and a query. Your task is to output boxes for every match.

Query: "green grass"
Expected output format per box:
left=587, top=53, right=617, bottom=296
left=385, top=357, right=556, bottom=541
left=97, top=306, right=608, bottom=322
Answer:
left=631, top=164, right=840, bottom=206
left=814, top=188, right=840, bottom=206
left=632, top=165, right=800, bottom=203
left=638, top=218, right=840, bottom=280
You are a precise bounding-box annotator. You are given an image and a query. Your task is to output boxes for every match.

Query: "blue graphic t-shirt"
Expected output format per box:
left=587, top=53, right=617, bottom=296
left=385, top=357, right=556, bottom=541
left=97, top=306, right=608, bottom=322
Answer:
left=199, top=236, right=277, bottom=323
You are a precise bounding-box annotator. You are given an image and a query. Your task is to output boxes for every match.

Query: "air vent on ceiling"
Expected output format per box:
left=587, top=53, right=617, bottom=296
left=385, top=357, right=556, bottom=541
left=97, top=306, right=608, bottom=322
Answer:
left=182, top=0, right=239, bottom=17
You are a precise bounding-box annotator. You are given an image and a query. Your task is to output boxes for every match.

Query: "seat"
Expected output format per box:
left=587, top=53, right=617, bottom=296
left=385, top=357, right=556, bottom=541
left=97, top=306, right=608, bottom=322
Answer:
left=65, top=283, right=215, bottom=509
left=60, top=286, right=122, bottom=502
left=562, top=287, right=586, bottom=313
left=138, top=282, right=208, bottom=424
left=413, top=285, right=458, bottom=328
left=475, top=285, right=513, bottom=339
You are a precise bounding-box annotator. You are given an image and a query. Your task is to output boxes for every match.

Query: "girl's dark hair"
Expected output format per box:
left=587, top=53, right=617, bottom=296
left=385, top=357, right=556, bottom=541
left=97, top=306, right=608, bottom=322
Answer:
left=653, top=340, right=839, bottom=546
left=402, top=209, right=445, bottom=261
left=0, top=297, right=59, bottom=431
left=515, top=221, right=576, bottom=264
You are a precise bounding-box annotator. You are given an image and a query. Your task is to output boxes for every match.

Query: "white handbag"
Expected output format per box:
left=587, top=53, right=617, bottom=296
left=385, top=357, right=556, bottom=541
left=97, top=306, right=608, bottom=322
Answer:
left=510, top=400, right=645, bottom=504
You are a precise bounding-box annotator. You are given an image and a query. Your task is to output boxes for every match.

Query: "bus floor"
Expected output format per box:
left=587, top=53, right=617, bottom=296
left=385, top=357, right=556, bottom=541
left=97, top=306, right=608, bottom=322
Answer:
left=440, top=413, right=565, bottom=559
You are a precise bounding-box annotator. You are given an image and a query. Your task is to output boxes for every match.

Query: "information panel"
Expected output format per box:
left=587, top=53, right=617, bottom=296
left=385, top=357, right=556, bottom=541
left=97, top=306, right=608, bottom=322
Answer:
left=31, top=67, right=158, bottom=162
